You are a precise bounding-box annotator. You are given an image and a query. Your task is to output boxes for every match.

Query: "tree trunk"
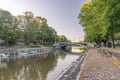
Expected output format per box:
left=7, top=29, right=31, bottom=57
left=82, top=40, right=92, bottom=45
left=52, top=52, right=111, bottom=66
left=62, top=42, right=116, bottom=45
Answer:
left=112, top=36, right=115, bottom=48
left=102, top=39, right=107, bottom=47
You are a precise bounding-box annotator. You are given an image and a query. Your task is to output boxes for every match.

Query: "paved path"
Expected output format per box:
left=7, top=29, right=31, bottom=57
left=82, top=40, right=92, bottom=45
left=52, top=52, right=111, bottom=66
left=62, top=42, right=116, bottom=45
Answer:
left=79, top=49, right=120, bottom=80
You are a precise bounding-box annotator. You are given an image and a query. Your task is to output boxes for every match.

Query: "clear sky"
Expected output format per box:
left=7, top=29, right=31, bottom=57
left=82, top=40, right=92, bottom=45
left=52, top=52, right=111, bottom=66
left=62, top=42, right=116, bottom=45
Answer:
left=0, top=0, right=88, bottom=42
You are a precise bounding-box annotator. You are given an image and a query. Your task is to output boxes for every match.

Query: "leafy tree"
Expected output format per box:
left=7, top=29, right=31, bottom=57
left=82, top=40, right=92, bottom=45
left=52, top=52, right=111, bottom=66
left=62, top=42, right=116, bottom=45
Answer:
left=18, top=11, right=34, bottom=41
left=114, top=33, right=120, bottom=40
left=0, top=9, right=67, bottom=46
left=78, top=0, right=120, bottom=47
left=0, top=9, right=18, bottom=44
left=17, top=11, right=59, bottom=45
left=58, top=35, right=68, bottom=42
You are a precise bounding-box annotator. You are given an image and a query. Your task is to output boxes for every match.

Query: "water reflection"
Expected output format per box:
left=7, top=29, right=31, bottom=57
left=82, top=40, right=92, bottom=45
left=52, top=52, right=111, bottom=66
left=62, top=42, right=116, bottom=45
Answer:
left=0, top=48, right=81, bottom=80
left=71, top=46, right=85, bottom=53
left=47, top=54, right=79, bottom=80
left=0, top=53, right=57, bottom=80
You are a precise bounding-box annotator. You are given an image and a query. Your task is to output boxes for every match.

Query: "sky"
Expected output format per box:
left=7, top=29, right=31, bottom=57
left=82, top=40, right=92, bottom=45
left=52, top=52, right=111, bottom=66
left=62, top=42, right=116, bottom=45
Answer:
left=0, top=0, right=88, bottom=42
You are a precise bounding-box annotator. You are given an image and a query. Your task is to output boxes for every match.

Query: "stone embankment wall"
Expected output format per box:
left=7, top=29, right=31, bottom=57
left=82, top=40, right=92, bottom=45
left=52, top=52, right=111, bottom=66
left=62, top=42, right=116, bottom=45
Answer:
left=0, top=47, right=53, bottom=63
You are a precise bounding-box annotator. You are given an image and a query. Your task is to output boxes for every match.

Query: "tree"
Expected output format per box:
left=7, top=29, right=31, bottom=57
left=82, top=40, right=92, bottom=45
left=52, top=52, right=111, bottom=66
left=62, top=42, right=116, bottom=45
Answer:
left=78, top=0, right=120, bottom=47
left=0, top=9, right=67, bottom=46
left=17, top=12, right=59, bottom=45
left=114, top=33, right=120, bottom=40
left=0, top=9, right=18, bottom=45
left=18, top=11, right=34, bottom=41
left=58, top=35, right=68, bottom=42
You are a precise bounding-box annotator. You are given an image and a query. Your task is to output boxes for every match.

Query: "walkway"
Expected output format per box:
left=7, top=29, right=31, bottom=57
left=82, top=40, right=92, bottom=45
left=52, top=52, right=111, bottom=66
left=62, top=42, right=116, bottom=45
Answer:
left=79, top=49, right=120, bottom=80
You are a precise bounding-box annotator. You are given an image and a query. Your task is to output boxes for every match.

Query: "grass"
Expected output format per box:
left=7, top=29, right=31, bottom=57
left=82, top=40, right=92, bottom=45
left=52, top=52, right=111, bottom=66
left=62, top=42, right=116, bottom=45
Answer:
left=25, top=44, right=41, bottom=48
left=25, top=44, right=52, bottom=48
left=40, top=45, right=51, bottom=47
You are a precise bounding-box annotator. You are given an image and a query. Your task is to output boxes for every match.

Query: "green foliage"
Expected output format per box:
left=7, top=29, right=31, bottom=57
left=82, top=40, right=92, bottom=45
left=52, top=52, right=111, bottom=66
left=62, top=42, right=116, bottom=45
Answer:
left=78, top=0, right=120, bottom=43
left=17, top=11, right=60, bottom=44
left=0, top=9, right=18, bottom=44
left=25, top=44, right=41, bottom=48
left=0, top=9, right=68, bottom=45
left=58, top=35, right=68, bottom=42
left=114, top=33, right=120, bottom=40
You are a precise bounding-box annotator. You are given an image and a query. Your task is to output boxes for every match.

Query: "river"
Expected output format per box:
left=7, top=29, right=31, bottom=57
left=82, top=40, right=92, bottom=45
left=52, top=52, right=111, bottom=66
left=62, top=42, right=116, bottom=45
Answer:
left=0, top=46, right=84, bottom=80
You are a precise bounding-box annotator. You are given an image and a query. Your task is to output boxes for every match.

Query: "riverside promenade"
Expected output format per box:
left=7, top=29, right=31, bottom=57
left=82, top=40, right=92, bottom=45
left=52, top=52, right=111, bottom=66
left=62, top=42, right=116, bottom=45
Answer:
left=79, top=48, right=120, bottom=80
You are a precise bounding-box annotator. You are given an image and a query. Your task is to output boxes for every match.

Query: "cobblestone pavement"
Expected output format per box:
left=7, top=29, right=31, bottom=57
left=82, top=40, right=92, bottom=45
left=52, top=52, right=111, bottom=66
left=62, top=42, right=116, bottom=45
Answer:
left=79, top=49, right=120, bottom=80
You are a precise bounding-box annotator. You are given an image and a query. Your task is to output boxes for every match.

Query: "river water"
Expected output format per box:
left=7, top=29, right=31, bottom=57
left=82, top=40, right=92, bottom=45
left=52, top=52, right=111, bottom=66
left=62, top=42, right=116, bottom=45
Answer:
left=0, top=46, right=84, bottom=80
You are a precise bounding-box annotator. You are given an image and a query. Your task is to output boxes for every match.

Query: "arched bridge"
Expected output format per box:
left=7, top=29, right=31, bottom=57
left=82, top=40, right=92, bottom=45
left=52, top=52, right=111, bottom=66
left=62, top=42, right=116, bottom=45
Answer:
left=59, top=42, right=87, bottom=50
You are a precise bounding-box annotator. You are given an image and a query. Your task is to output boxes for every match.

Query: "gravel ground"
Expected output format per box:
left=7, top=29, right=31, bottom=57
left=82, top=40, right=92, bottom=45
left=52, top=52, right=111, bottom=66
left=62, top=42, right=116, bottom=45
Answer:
left=79, top=49, right=120, bottom=80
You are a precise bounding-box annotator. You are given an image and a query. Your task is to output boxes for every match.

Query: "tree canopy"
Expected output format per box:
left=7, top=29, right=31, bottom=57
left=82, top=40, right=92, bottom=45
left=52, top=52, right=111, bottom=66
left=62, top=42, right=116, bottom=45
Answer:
left=78, top=0, right=120, bottom=46
left=0, top=9, right=68, bottom=45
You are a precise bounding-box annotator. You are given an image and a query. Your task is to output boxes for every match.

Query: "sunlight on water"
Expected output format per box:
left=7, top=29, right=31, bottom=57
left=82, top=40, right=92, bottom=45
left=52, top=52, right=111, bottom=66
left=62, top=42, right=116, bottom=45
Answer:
left=71, top=46, right=85, bottom=53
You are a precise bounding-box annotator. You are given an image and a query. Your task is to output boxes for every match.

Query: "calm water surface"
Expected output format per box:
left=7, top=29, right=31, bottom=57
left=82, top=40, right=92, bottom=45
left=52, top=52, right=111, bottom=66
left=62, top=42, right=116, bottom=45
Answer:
left=0, top=46, right=83, bottom=80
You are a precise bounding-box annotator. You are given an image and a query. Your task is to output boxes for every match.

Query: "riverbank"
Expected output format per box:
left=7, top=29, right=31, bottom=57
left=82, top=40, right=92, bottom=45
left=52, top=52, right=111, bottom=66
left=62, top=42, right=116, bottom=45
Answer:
left=0, top=45, right=53, bottom=63
left=56, top=49, right=88, bottom=80
left=79, top=48, right=120, bottom=80
left=0, top=44, right=51, bottom=49
left=0, top=47, right=82, bottom=80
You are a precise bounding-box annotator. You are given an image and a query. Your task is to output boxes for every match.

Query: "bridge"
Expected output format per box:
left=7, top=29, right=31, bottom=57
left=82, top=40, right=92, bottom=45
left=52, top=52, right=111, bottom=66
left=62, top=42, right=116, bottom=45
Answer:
left=53, top=42, right=87, bottom=50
